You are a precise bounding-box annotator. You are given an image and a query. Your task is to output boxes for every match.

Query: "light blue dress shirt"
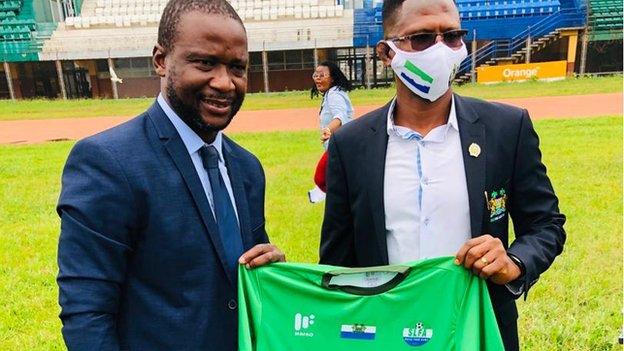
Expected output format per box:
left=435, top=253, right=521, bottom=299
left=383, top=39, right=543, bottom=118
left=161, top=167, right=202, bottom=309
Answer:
left=384, top=96, right=524, bottom=294
left=157, top=94, right=239, bottom=222
left=384, top=96, right=471, bottom=264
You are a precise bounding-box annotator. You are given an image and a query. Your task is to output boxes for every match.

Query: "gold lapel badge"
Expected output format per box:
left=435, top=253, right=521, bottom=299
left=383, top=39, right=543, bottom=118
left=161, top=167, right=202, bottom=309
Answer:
left=468, top=143, right=481, bottom=158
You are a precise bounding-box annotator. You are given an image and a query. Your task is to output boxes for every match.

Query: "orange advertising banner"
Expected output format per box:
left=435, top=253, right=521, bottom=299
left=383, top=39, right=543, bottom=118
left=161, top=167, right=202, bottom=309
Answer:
left=477, top=61, right=567, bottom=84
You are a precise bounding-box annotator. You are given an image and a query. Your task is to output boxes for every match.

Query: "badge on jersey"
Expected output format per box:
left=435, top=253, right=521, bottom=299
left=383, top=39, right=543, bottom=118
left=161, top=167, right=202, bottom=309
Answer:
left=340, top=324, right=376, bottom=340
left=485, top=188, right=507, bottom=222
left=403, top=322, right=434, bottom=346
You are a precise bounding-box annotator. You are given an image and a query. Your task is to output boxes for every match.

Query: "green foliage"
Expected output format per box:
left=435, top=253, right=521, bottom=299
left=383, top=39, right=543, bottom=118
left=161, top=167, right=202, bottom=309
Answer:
left=0, top=75, right=621, bottom=121
left=0, top=117, right=621, bottom=350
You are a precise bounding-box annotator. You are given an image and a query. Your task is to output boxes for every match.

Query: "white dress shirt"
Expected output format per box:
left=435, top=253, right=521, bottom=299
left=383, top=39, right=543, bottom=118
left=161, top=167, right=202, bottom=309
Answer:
left=384, top=97, right=471, bottom=264
left=157, top=94, right=239, bottom=222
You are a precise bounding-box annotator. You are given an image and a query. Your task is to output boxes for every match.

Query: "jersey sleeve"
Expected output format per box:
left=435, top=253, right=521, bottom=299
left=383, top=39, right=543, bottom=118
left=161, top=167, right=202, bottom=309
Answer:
left=455, top=276, right=505, bottom=350
left=238, top=265, right=264, bottom=351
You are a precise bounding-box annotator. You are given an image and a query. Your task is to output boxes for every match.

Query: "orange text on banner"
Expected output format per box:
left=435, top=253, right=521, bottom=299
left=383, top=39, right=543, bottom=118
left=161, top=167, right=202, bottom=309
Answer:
left=477, top=61, right=568, bottom=84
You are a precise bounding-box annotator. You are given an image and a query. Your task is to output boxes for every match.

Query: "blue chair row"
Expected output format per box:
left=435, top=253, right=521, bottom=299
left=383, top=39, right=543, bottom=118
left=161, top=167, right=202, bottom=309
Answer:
left=460, top=6, right=559, bottom=18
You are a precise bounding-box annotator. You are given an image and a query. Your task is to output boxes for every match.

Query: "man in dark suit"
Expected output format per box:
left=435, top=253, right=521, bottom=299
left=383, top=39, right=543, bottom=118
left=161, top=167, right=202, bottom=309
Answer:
left=56, top=1, right=284, bottom=350
left=319, top=1, right=566, bottom=350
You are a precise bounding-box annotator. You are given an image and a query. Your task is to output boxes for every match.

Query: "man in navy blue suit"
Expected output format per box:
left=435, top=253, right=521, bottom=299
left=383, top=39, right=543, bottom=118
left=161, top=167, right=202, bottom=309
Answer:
left=56, top=1, right=285, bottom=349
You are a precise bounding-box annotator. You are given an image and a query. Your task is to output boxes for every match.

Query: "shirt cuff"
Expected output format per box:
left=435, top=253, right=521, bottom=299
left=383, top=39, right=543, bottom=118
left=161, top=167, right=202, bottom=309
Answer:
left=505, top=278, right=526, bottom=297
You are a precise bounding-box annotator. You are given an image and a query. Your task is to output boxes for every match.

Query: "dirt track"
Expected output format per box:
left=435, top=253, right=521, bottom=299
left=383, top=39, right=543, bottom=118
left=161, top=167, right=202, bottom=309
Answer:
left=0, top=92, right=621, bottom=145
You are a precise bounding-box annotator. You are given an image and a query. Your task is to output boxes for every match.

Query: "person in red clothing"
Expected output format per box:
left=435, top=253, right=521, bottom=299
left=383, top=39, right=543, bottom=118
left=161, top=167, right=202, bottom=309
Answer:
left=313, top=150, right=329, bottom=192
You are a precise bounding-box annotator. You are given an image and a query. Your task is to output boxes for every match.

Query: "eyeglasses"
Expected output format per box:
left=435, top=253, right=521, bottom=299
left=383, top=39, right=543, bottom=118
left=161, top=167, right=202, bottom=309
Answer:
left=388, top=29, right=468, bottom=52
left=312, top=73, right=328, bottom=80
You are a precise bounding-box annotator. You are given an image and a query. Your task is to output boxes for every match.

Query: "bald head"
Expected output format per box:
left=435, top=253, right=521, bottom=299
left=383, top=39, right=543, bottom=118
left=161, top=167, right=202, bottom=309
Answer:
left=382, top=0, right=460, bottom=37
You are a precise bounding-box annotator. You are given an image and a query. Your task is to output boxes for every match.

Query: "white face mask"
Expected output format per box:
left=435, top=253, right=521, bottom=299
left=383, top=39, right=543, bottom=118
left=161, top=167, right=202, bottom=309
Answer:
left=386, top=40, right=468, bottom=102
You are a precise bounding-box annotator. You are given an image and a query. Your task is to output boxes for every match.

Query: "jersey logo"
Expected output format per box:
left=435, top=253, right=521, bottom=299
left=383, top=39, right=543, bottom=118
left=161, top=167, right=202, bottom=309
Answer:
left=403, top=322, right=433, bottom=346
left=294, top=313, right=315, bottom=337
left=340, top=324, right=376, bottom=340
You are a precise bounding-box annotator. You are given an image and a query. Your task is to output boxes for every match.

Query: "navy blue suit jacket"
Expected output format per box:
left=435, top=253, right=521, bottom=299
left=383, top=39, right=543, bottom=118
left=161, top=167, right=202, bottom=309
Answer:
left=57, top=102, right=268, bottom=350
left=319, top=94, right=566, bottom=351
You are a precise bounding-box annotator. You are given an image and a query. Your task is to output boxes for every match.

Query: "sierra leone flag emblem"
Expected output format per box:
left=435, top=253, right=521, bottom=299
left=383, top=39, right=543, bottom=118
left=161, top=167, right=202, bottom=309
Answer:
left=400, top=60, right=434, bottom=94
left=340, top=324, right=376, bottom=340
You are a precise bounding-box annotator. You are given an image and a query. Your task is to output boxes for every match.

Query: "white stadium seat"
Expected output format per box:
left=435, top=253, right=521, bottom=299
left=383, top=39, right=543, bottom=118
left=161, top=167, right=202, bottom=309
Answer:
left=310, top=6, right=318, bottom=18
left=336, top=4, right=343, bottom=16
left=65, top=17, right=75, bottom=27
left=318, top=5, right=327, bottom=17
left=327, top=5, right=334, bottom=17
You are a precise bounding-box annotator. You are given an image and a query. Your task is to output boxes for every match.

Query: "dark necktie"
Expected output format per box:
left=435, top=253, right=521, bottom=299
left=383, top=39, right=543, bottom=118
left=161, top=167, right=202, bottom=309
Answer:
left=199, top=145, right=243, bottom=278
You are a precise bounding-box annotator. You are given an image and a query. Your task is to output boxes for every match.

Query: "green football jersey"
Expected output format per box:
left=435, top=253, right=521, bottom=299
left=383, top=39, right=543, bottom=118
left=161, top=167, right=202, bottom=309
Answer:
left=238, top=256, right=504, bottom=350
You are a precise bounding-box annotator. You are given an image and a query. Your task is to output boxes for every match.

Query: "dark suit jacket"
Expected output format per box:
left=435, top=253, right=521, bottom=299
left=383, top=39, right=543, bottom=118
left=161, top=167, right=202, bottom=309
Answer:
left=57, top=102, right=268, bottom=350
left=319, top=94, right=566, bottom=351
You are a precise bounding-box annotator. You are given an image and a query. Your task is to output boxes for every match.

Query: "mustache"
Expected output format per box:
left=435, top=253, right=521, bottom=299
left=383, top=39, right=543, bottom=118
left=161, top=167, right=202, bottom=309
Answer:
left=199, top=92, right=235, bottom=102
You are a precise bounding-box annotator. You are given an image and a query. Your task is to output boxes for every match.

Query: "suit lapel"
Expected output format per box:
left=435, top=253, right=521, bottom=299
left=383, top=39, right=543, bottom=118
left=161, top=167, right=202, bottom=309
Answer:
left=454, top=94, right=487, bottom=238
left=365, top=103, right=392, bottom=265
left=146, top=102, right=235, bottom=285
left=222, top=137, right=253, bottom=250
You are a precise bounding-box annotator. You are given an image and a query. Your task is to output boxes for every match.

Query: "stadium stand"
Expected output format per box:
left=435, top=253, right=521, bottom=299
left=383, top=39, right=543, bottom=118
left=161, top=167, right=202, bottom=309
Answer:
left=1, top=0, right=619, bottom=99
left=453, top=2, right=587, bottom=82
left=352, top=0, right=566, bottom=47
left=587, top=0, right=623, bottom=41
left=36, top=0, right=353, bottom=96
left=41, top=0, right=352, bottom=58
left=0, top=0, right=56, bottom=62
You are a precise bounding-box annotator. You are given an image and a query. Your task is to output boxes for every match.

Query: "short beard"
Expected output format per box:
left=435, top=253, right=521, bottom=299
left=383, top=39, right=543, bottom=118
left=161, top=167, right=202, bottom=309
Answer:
left=165, top=76, right=245, bottom=135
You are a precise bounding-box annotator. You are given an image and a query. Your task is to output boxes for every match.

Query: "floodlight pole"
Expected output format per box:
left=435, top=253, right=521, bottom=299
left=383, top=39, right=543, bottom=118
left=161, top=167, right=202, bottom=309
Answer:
left=579, top=28, right=588, bottom=75
left=365, top=35, right=372, bottom=89
left=108, top=57, right=119, bottom=100
left=471, top=30, right=477, bottom=84
left=56, top=0, right=64, bottom=21
left=313, top=39, right=318, bottom=68
left=48, top=0, right=57, bottom=22
left=55, top=58, right=68, bottom=100
left=262, top=41, right=269, bottom=93
left=3, top=61, right=15, bottom=100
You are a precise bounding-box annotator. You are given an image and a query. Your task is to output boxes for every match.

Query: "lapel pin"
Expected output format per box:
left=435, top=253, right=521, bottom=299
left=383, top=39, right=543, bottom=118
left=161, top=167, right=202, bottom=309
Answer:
left=468, top=143, right=481, bottom=158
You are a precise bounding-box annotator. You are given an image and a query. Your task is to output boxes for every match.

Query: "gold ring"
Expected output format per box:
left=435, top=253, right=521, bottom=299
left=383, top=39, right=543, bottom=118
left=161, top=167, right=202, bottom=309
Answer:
left=480, top=257, right=489, bottom=266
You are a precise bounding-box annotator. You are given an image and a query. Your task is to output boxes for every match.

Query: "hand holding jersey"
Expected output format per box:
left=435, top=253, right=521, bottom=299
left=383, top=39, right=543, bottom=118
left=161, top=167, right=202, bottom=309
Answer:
left=455, top=235, right=522, bottom=284
left=239, top=257, right=505, bottom=351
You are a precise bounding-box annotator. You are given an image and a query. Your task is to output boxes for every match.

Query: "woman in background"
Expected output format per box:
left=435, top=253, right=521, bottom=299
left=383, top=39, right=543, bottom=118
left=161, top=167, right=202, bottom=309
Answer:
left=309, top=61, right=353, bottom=200
left=311, top=61, right=354, bottom=149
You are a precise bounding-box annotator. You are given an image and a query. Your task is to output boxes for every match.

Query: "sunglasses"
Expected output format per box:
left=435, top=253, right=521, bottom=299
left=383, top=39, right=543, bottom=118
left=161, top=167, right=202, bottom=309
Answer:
left=312, top=73, right=328, bottom=80
left=388, top=29, right=468, bottom=52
